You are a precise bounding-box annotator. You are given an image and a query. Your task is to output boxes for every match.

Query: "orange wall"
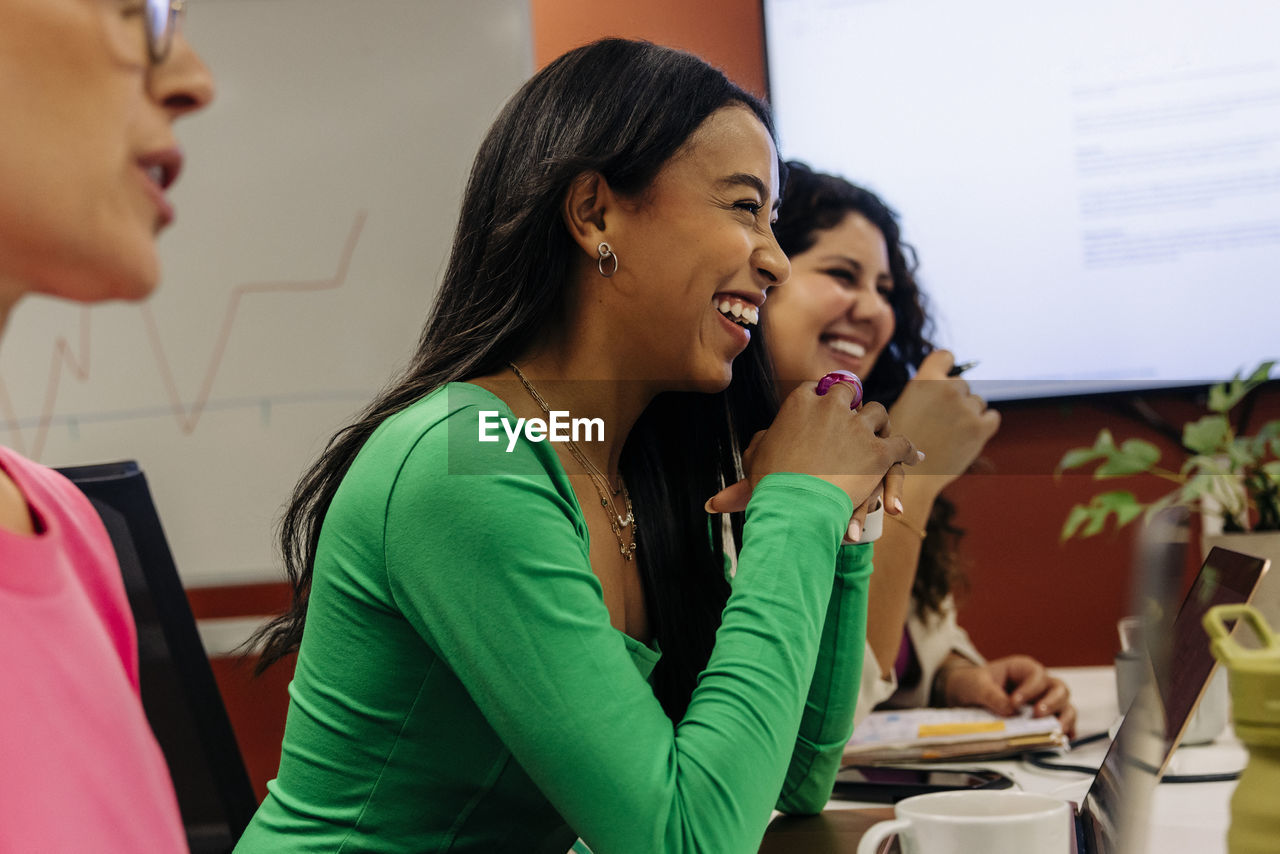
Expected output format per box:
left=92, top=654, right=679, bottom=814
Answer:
left=529, top=0, right=767, bottom=96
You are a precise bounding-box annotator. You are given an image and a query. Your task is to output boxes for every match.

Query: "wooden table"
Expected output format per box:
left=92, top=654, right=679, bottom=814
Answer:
left=758, top=667, right=1243, bottom=853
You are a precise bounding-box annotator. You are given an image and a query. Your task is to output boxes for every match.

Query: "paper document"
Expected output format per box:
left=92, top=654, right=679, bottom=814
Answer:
left=845, top=707, right=1067, bottom=763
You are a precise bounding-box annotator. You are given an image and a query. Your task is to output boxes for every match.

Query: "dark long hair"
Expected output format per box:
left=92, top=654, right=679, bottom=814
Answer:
left=767, top=161, right=964, bottom=615
left=251, top=39, right=779, bottom=720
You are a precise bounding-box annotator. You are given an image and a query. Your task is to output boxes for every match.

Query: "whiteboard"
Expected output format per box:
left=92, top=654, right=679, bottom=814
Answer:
left=0, top=0, right=533, bottom=585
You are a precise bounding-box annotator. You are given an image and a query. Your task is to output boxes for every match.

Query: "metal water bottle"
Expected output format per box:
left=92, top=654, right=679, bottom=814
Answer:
left=1204, top=604, right=1280, bottom=854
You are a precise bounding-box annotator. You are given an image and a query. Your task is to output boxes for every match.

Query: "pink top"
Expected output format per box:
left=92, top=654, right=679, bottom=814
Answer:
left=0, top=446, right=186, bottom=852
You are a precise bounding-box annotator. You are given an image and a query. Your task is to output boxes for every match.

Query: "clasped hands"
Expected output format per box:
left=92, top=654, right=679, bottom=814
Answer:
left=703, top=377, right=921, bottom=542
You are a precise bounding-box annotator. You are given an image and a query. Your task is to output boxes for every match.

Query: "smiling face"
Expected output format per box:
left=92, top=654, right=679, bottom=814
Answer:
left=0, top=0, right=214, bottom=308
left=764, top=211, right=897, bottom=398
left=607, top=105, right=790, bottom=392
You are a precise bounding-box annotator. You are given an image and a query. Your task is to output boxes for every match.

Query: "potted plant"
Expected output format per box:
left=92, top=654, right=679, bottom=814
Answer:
left=1057, top=361, right=1278, bottom=540
left=1057, top=361, right=1280, bottom=615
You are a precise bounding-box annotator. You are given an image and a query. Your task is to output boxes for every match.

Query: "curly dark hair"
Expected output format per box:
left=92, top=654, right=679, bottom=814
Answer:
left=771, top=161, right=965, bottom=616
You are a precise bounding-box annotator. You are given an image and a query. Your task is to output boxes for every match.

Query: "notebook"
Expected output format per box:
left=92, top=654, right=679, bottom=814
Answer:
left=844, top=705, right=1065, bottom=763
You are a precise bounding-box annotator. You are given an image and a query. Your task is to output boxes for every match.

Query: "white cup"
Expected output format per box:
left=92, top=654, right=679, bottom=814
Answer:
left=856, top=790, right=1072, bottom=854
left=1114, top=650, right=1229, bottom=745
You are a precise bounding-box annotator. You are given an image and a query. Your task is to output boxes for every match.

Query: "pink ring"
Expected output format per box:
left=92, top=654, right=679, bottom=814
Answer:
left=815, top=370, right=863, bottom=409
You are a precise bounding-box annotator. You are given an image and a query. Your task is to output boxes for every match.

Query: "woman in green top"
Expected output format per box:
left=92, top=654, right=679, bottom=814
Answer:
left=238, top=39, right=918, bottom=853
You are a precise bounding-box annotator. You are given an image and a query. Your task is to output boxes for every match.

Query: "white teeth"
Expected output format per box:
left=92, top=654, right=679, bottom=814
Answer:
left=147, top=165, right=165, bottom=186
left=713, top=297, right=758, bottom=327
left=826, top=338, right=866, bottom=358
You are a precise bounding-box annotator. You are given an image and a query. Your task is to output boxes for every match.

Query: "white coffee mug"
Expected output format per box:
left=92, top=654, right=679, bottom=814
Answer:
left=856, top=790, right=1072, bottom=854
left=1115, top=650, right=1229, bottom=745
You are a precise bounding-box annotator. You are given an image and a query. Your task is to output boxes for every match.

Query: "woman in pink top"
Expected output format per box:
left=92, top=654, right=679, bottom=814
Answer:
left=0, top=2, right=213, bottom=850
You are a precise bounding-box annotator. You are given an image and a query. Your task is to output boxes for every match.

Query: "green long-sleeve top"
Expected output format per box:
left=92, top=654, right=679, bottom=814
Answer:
left=235, top=382, right=871, bottom=853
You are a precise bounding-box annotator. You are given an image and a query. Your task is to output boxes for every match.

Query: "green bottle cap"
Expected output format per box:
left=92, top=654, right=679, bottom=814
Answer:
left=1204, top=605, right=1280, bottom=744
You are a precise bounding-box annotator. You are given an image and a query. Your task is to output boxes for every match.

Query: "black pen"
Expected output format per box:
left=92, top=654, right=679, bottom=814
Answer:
left=947, top=360, right=978, bottom=377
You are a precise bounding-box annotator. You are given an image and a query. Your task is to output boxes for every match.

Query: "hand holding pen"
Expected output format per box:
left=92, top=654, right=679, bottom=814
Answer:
left=889, top=351, right=1000, bottom=490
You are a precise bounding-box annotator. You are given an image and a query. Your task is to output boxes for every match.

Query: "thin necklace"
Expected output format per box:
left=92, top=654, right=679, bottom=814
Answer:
left=508, top=362, right=637, bottom=560
left=509, top=363, right=621, bottom=495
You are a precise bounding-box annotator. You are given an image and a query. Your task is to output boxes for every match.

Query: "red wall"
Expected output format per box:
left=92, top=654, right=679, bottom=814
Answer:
left=529, top=0, right=767, bottom=97
left=199, top=0, right=1280, bottom=799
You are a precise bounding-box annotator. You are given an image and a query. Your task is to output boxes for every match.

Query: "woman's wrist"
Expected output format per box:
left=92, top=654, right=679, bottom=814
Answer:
left=901, top=477, right=942, bottom=518
left=930, top=657, right=972, bottom=707
left=929, top=666, right=950, bottom=707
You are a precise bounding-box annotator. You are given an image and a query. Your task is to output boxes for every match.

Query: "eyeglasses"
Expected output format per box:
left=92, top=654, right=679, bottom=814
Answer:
left=143, top=0, right=185, bottom=65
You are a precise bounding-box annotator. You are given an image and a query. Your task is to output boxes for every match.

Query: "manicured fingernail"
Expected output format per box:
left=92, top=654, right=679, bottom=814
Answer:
left=1011, top=694, right=1023, bottom=706
left=1036, top=703, right=1048, bottom=716
left=917, top=450, right=926, bottom=462
left=892, top=497, right=904, bottom=514
left=704, top=498, right=717, bottom=514
left=847, top=520, right=862, bottom=541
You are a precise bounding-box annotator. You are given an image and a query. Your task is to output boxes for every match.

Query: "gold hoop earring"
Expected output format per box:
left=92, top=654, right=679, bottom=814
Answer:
left=597, top=242, right=618, bottom=278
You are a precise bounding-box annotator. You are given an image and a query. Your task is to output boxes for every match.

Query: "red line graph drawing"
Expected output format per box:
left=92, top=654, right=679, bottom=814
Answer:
left=0, top=211, right=367, bottom=460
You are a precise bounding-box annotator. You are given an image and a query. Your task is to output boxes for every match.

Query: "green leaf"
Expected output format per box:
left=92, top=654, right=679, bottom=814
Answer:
left=1228, top=438, right=1258, bottom=469
left=1061, top=504, right=1092, bottom=541
left=1062, top=490, right=1145, bottom=540
left=1252, top=420, right=1280, bottom=460
left=1209, top=361, right=1275, bottom=413
left=1182, top=473, right=1249, bottom=527
left=1178, top=473, right=1219, bottom=503
left=1080, top=511, right=1109, bottom=537
left=1246, top=360, right=1276, bottom=385
left=1182, top=453, right=1230, bottom=477
left=1058, top=447, right=1103, bottom=473
left=1183, top=415, right=1231, bottom=455
left=1057, top=429, right=1135, bottom=475
left=1208, top=381, right=1237, bottom=414
left=1120, top=438, right=1161, bottom=466
left=1094, top=439, right=1161, bottom=477
left=1115, top=500, right=1145, bottom=527
left=1095, top=490, right=1141, bottom=510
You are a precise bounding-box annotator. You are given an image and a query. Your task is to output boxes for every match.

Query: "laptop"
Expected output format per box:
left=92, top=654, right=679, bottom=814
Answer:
left=1070, top=535, right=1270, bottom=854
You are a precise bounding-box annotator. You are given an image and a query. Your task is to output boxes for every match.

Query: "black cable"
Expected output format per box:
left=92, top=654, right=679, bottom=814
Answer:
left=1019, top=732, right=1111, bottom=775
left=1159, top=770, right=1241, bottom=785
left=1069, top=731, right=1109, bottom=749
left=1021, top=731, right=1242, bottom=784
left=1022, top=752, right=1098, bottom=776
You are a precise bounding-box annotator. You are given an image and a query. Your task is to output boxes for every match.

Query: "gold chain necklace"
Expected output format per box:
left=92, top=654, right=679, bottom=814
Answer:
left=508, top=363, right=637, bottom=560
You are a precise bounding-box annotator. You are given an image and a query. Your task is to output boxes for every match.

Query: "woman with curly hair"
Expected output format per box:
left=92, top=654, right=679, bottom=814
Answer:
left=760, top=161, right=1076, bottom=733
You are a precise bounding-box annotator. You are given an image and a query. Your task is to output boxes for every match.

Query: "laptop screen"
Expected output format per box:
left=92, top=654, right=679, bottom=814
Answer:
left=1078, top=545, right=1269, bottom=853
